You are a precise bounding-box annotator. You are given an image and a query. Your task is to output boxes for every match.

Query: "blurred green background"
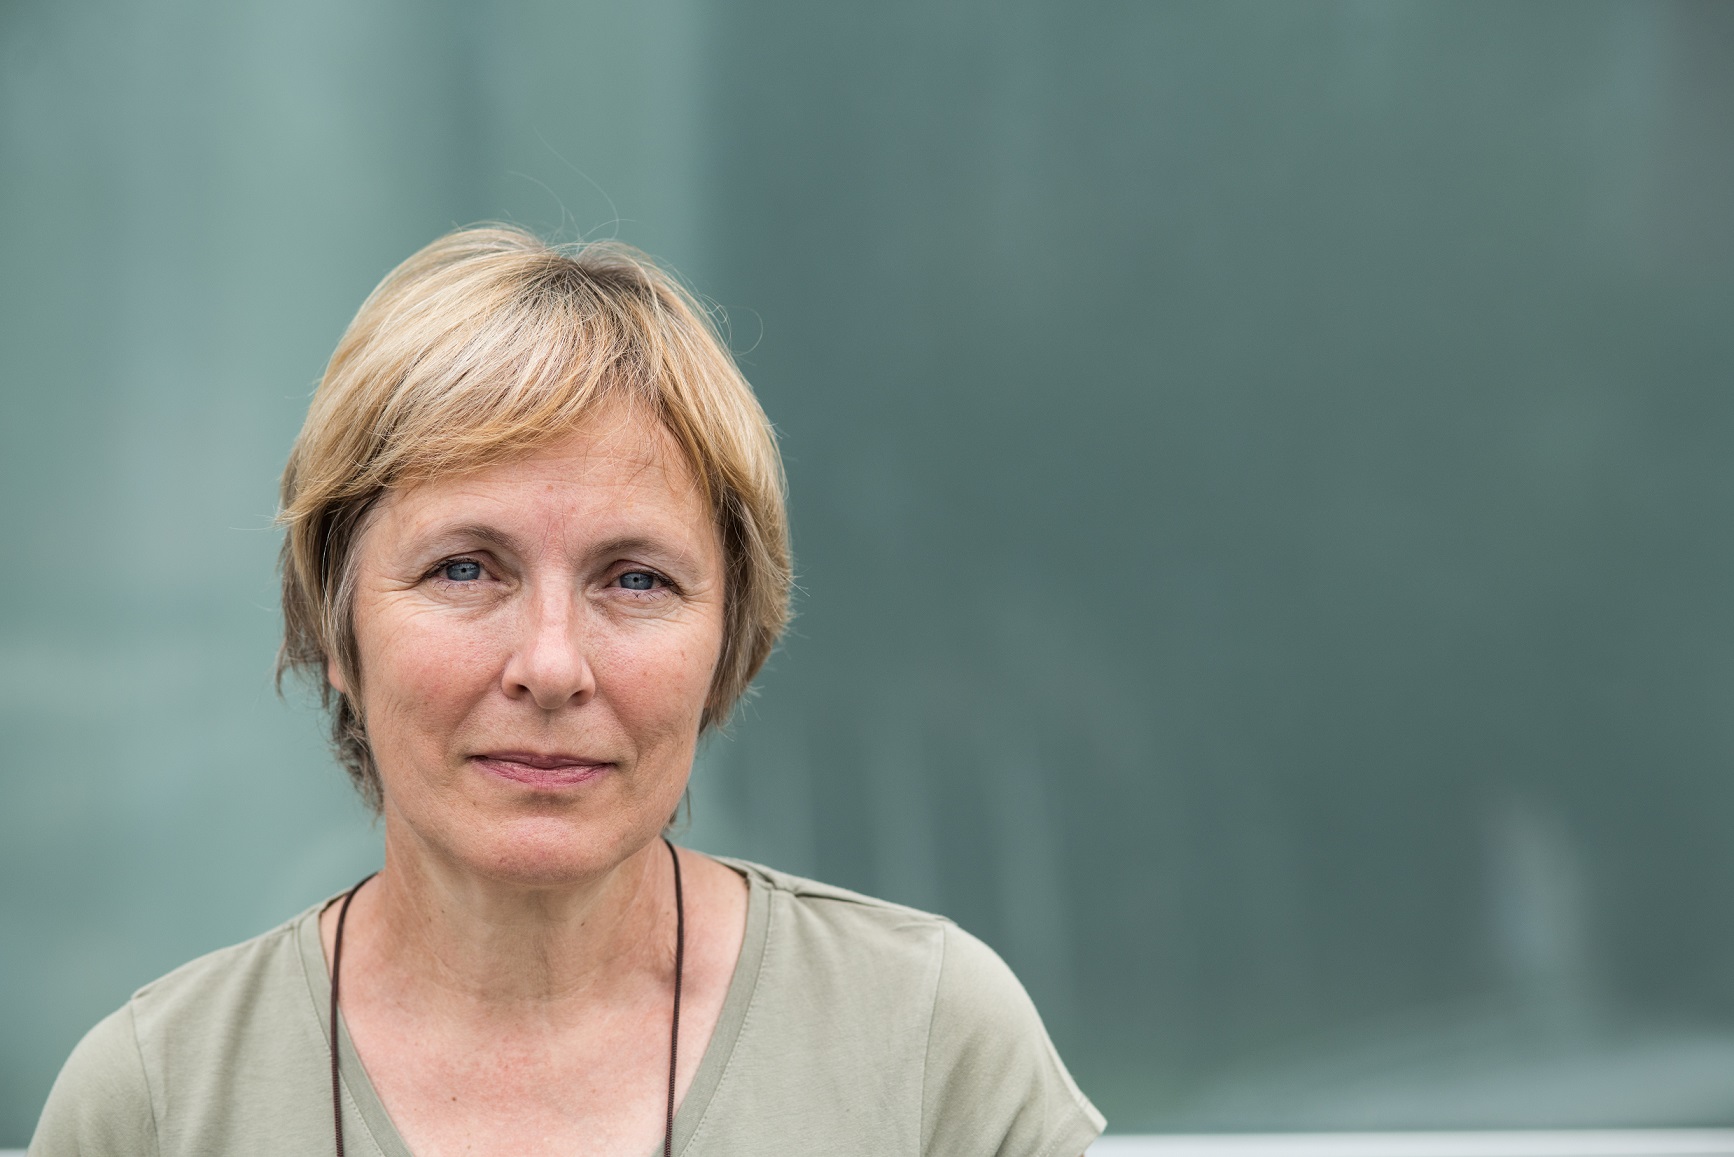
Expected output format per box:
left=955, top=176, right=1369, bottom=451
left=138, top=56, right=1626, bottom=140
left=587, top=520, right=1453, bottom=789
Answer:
left=6, top=0, right=1734, bottom=1144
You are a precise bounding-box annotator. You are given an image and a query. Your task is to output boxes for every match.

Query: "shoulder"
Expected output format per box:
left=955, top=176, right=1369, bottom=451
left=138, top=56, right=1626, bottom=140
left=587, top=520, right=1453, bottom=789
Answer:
left=122, top=907, right=316, bottom=1058
left=921, top=923, right=1106, bottom=1156
left=731, top=857, right=950, bottom=935
left=715, top=860, right=1104, bottom=1155
left=31, top=904, right=330, bottom=1156
left=30, top=1003, right=156, bottom=1155
left=723, top=858, right=954, bottom=993
left=722, top=859, right=1047, bottom=1025
left=721, top=858, right=1050, bottom=1024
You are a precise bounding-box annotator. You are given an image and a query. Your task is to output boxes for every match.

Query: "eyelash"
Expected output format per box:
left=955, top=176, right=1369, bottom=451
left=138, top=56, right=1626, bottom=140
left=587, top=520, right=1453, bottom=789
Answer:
left=615, top=567, right=677, bottom=595
left=426, top=556, right=489, bottom=585
left=423, top=557, right=677, bottom=594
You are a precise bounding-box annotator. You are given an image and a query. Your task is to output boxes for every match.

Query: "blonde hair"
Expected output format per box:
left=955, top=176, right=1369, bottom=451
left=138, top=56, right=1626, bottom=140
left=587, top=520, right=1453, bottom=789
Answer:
left=277, top=225, right=791, bottom=810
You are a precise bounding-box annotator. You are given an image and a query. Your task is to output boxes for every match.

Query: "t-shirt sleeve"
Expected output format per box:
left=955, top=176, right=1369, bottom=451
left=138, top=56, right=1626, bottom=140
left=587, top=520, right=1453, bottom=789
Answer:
left=29, top=1003, right=159, bottom=1157
left=921, top=922, right=1105, bottom=1157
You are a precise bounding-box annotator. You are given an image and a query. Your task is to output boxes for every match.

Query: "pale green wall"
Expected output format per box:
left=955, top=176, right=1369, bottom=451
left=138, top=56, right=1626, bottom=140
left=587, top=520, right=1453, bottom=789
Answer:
left=5, top=0, right=1734, bottom=1143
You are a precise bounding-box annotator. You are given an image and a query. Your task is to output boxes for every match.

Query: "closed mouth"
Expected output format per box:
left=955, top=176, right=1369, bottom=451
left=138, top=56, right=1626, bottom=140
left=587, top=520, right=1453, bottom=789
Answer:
left=471, top=753, right=614, bottom=787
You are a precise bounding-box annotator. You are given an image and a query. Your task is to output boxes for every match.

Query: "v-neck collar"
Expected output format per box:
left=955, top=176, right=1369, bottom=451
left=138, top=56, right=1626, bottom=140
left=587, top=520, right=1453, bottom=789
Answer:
left=296, top=861, right=771, bottom=1157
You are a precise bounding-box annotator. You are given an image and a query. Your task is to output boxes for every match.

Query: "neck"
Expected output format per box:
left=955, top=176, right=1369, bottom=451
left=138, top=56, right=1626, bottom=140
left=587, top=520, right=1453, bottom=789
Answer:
left=348, top=820, right=674, bottom=1011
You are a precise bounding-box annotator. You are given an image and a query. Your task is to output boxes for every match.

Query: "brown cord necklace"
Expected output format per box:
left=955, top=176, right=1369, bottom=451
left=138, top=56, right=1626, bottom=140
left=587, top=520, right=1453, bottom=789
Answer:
left=330, top=837, right=687, bottom=1157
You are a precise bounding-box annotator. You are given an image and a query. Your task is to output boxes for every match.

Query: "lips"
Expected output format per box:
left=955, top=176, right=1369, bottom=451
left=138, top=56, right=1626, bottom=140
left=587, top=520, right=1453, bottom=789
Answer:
left=471, top=752, right=614, bottom=788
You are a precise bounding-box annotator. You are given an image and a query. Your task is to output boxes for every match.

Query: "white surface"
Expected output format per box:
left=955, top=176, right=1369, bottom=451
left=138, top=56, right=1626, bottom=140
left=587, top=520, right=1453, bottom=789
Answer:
left=1087, top=1134, right=1734, bottom=1156
left=7, top=1133, right=1734, bottom=1157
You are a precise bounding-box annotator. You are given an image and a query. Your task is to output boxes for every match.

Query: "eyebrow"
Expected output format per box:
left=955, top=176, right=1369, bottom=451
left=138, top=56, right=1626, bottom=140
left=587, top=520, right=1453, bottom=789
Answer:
left=590, top=534, right=685, bottom=559
left=416, top=525, right=703, bottom=572
left=586, top=534, right=707, bottom=575
left=421, top=524, right=522, bottom=555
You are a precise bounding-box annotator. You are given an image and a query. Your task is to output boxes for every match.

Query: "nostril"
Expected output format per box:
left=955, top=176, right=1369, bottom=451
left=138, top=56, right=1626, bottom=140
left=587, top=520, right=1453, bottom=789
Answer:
left=503, top=648, right=595, bottom=709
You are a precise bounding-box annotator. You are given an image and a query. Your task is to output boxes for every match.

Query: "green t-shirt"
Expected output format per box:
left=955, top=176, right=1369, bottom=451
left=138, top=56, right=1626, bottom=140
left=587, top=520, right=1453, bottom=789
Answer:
left=31, top=858, right=1104, bottom=1156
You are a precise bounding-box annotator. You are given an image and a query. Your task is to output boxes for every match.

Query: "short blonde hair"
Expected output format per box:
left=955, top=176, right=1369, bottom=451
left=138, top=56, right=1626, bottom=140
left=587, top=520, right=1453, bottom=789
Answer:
left=278, top=225, right=791, bottom=810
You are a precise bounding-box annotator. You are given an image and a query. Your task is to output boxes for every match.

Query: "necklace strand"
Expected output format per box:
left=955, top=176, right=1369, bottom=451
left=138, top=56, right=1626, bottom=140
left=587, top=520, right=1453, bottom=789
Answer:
left=329, top=838, right=688, bottom=1157
left=664, top=837, right=685, bottom=1157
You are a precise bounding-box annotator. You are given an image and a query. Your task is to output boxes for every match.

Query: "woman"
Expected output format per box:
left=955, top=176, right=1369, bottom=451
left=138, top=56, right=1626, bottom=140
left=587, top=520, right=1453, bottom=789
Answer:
left=31, top=226, right=1104, bottom=1156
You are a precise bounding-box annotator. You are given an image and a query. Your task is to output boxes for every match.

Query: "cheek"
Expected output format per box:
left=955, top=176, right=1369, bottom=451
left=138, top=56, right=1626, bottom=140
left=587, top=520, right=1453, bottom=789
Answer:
left=597, top=620, right=724, bottom=729
left=358, top=607, right=502, bottom=737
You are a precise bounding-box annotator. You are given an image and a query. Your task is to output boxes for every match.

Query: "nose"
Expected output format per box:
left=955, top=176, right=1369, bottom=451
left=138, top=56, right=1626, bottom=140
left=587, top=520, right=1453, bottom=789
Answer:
left=500, top=585, right=596, bottom=710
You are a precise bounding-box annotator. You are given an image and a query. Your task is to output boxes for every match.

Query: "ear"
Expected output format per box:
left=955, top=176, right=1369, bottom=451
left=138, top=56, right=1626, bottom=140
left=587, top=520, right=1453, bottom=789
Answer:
left=327, top=657, right=349, bottom=696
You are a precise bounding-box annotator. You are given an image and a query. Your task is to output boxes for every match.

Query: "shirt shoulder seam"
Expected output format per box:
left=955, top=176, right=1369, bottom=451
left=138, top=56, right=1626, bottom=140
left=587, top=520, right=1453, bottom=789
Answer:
left=917, top=917, right=951, bottom=1156
left=129, top=912, right=308, bottom=1004
left=715, top=856, right=956, bottom=925
left=124, top=998, right=164, bottom=1157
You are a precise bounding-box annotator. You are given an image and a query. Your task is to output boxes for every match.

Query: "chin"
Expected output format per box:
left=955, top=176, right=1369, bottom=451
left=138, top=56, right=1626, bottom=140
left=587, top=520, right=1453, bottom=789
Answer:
left=452, top=811, right=664, bottom=887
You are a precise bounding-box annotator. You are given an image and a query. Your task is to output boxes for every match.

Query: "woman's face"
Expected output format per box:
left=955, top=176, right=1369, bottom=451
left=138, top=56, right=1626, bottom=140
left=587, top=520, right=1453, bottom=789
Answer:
left=336, top=402, right=725, bottom=885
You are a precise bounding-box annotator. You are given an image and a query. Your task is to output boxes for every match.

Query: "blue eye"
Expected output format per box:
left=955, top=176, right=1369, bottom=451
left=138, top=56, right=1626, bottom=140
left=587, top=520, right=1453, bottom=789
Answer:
left=618, top=570, right=657, bottom=591
left=442, top=560, right=483, bottom=582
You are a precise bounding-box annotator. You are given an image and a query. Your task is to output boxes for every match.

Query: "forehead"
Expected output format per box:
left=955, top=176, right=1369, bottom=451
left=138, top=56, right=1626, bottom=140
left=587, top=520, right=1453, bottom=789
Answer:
left=376, top=402, right=713, bottom=540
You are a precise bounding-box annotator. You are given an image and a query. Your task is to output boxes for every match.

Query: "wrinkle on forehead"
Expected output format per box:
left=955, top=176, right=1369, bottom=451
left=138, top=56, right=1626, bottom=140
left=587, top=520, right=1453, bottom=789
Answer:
left=371, top=399, right=712, bottom=539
